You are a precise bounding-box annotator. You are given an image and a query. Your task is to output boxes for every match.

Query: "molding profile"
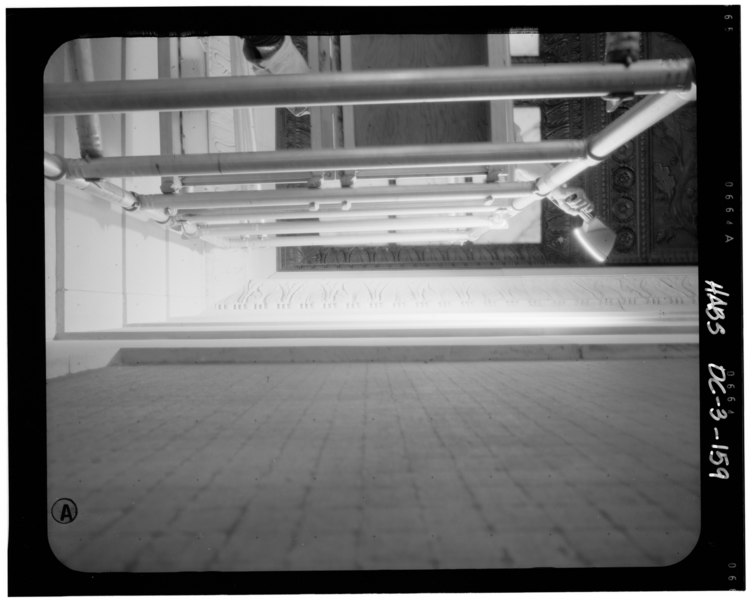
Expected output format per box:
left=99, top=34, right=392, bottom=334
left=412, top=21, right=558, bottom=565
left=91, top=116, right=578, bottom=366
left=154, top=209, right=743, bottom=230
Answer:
left=213, top=270, right=698, bottom=315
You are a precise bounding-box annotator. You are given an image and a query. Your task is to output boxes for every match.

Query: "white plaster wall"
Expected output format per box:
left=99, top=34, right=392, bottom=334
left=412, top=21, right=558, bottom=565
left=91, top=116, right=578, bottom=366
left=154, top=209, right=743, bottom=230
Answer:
left=43, top=68, right=62, bottom=339
left=88, top=37, right=123, bottom=82
left=201, top=36, right=279, bottom=306
left=168, top=237, right=208, bottom=318
left=44, top=38, right=208, bottom=336
left=43, top=178, right=59, bottom=340
left=204, top=247, right=277, bottom=308
left=124, top=220, right=168, bottom=325
left=251, top=106, right=276, bottom=153
left=45, top=41, right=126, bottom=333
left=122, top=37, right=162, bottom=196
left=178, top=37, right=211, bottom=160
left=63, top=189, right=125, bottom=331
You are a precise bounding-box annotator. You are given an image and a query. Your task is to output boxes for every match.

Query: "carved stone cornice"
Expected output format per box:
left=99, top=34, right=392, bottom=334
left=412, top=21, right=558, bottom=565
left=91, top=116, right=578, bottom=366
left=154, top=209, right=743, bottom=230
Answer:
left=214, top=270, right=698, bottom=315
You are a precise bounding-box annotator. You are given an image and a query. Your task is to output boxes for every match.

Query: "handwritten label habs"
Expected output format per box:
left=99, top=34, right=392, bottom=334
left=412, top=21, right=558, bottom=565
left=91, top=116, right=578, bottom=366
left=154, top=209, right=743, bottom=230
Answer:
left=707, top=363, right=735, bottom=480
left=705, top=280, right=728, bottom=335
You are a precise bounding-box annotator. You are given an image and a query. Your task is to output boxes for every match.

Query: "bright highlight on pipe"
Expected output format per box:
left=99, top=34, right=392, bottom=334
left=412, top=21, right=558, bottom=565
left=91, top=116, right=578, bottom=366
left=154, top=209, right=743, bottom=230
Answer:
left=44, top=44, right=696, bottom=260
left=573, top=217, right=617, bottom=263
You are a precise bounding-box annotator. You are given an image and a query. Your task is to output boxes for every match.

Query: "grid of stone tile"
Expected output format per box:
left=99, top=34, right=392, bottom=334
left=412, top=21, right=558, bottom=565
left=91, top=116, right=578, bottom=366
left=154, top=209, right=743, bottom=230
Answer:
left=47, top=358, right=700, bottom=572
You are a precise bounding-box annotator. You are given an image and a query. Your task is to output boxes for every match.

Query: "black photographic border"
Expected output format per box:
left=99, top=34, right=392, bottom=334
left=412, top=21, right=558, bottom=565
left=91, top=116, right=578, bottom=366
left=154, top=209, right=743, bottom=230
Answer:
left=8, top=4, right=744, bottom=595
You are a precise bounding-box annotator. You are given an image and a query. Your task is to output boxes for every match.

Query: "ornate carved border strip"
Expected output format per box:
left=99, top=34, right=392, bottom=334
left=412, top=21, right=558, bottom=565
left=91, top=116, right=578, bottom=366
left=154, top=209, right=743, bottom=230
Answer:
left=215, top=271, right=698, bottom=314
left=277, top=33, right=697, bottom=271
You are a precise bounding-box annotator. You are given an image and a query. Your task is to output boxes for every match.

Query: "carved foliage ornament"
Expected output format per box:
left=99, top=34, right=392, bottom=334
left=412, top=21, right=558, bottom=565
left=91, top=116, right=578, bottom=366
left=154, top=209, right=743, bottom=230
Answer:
left=215, top=273, right=698, bottom=313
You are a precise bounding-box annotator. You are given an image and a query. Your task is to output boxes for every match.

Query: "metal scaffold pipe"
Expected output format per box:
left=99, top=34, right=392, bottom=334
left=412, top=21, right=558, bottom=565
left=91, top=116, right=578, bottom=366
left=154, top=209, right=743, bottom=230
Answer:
left=44, top=152, right=66, bottom=180
left=59, top=141, right=586, bottom=180
left=222, top=231, right=475, bottom=249
left=44, top=153, right=140, bottom=211
left=45, top=174, right=143, bottom=214
left=513, top=84, right=698, bottom=211
left=180, top=165, right=490, bottom=187
left=44, top=59, right=695, bottom=115
left=344, top=165, right=490, bottom=180
left=181, top=172, right=314, bottom=187
left=139, top=182, right=536, bottom=211
left=67, top=38, right=104, bottom=159
left=586, top=85, right=698, bottom=162
left=199, top=215, right=497, bottom=237
left=177, top=204, right=502, bottom=224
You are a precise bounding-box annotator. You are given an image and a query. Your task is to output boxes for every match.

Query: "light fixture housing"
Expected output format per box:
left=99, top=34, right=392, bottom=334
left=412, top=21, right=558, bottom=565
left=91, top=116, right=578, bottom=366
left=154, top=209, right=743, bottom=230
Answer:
left=573, top=216, right=616, bottom=262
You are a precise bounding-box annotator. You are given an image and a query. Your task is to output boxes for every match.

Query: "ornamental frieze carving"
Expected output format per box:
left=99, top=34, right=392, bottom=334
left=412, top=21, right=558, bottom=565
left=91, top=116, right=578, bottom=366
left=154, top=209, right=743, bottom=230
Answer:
left=612, top=166, right=636, bottom=190
left=645, top=32, right=697, bottom=263
left=615, top=228, right=637, bottom=253
left=277, top=32, right=697, bottom=270
left=651, top=112, right=698, bottom=249
left=214, top=272, right=698, bottom=313
left=612, top=197, right=635, bottom=222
